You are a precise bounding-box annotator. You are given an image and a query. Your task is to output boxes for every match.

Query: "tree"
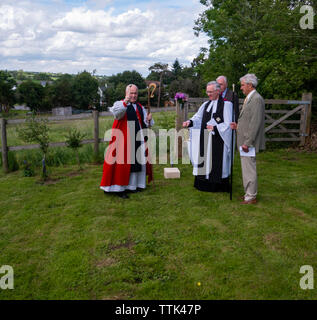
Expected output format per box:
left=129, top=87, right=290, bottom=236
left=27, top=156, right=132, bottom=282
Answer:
left=17, top=114, right=50, bottom=179
left=48, top=74, right=74, bottom=108
left=194, top=0, right=317, bottom=101
left=65, top=128, right=86, bottom=169
left=18, top=80, right=46, bottom=111
left=172, top=59, right=182, bottom=79
left=73, top=71, right=99, bottom=109
left=0, top=71, right=16, bottom=112
left=107, top=70, right=145, bottom=89
left=33, top=72, right=52, bottom=81
left=148, top=63, right=169, bottom=107
left=104, top=71, right=146, bottom=107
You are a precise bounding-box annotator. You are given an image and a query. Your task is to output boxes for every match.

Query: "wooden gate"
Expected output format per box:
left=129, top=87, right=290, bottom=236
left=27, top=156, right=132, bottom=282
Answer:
left=186, top=92, right=312, bottom=146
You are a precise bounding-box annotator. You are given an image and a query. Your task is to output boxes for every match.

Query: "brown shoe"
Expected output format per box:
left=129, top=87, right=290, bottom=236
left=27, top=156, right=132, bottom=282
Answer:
left=241, top=198, right=257, bottom=205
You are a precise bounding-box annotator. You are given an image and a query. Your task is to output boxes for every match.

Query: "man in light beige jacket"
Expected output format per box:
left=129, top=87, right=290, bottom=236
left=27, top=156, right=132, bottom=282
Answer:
left=230, top=74, right=265, bottom=204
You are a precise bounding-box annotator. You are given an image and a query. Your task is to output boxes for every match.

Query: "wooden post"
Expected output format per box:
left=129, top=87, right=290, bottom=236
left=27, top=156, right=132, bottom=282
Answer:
left=1, top=118, right=9, bottom=173
left=93, top=110, right=99, bottom=159
left=299, top=93, right=312, bottom=146
left=175, top=100, right=186, bottom=159
left=304, top=92, right=312, bottom=145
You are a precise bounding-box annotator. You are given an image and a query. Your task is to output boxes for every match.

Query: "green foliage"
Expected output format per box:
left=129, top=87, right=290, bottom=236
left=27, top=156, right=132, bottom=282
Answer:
left=0, top=70, right=17, bottom=112
left=17, top=114, right=50, bottom=179
left=194, top=0, right=317, bottom=101
left=65, top=128, right=86, bottom=150
left=48, top=74, right=74, bottom=108
left=73, top=71, right=99, bottom=110
left=105, top=71, right=146, bottom=107
left=21, top=160, right=34, bottom=177
left=18, top=80, right=46, bottom=111
left=17, top=114, right=50, bottom=155
left=65, top=128, right=87, bottom=168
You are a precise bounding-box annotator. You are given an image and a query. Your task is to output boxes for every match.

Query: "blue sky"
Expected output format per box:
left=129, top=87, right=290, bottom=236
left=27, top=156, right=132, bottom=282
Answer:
left=0, top=0, right=208, bottom=76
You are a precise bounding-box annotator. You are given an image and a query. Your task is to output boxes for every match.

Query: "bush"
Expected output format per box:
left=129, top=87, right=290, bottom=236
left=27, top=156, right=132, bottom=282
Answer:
left=22, top=160, right=34, bottom=177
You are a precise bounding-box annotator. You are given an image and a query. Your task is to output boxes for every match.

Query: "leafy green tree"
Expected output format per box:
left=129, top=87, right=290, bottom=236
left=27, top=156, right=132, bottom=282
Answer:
left=107, top=70, right=145, bottom=89
left=73, top=71, right=99, bottom=110
left=65, top=128, right=86, bottom=169
left=49, top=74, right=74, bottom=108
left=0, top=71, right=16, bottom=112
left=105, top=71, right=146, bottom=107
left=17, top=114, right=50, bottom=179
left=194, top=0, right=316, bottom=101
left=18, top=80, right=46, bottom=111
left=33, top=73, right=52, bottom=81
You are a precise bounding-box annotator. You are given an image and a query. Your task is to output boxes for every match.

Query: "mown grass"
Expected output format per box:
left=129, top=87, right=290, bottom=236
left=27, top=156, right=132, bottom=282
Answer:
left=0, top=148, right=316, bottom=300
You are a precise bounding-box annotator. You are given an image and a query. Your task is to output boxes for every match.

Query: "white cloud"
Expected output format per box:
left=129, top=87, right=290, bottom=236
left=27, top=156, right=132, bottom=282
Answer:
left=0, top=1, right=208, bottom=76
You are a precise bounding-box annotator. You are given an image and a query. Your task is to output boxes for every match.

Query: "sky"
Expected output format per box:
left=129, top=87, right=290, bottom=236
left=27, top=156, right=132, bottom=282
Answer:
left=0, top=0, right=209, bottom=77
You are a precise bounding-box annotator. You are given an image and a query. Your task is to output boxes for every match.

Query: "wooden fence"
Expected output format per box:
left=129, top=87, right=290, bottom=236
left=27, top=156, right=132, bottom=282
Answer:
left=186, top=93, right=312, bottom=145
left=0, top=93, right=313, bottom=173
left=0, top=107, right=174, bottom=173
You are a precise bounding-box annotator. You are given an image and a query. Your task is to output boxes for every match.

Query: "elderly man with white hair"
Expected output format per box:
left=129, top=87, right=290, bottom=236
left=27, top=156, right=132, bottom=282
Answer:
left=183, top=81, right=233, bottom=193
left=230, top=74, right=265, bottom=204
left=216, top=75, right=240, bottom=123
left=100, top=84, right=154, bottom=199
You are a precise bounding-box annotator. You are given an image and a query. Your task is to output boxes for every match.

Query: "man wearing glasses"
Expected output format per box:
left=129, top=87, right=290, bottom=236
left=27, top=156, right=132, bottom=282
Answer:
left=183, top=81, right=233, bottom=193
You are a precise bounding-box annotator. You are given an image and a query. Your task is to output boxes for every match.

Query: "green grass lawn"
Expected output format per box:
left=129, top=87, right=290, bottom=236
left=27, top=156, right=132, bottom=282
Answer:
left=0, top=148, right=316, bottom=300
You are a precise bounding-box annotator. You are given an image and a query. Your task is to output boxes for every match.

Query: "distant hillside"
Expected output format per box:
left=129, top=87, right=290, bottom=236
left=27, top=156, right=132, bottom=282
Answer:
left=3, top=70, right=108, bottom=83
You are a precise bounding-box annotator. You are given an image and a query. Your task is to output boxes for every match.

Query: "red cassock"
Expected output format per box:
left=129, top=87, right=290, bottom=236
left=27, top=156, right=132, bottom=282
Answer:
left=100, top=102, right=153, bottom=188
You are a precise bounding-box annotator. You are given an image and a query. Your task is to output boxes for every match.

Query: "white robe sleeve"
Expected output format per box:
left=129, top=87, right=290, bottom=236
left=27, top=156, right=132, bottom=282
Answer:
left=109, top=101, right=126, bottom=120
left=190, top=101, right=208, bottom=129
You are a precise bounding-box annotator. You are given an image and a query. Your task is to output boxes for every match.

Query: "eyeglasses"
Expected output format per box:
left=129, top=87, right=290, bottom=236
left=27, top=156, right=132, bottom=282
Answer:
left=206, top=90, right=218, bottom=94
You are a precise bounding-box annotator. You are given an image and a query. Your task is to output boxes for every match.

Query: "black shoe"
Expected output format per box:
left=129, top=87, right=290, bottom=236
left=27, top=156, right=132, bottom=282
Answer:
left=117, top=192, right=129, bottom=199
left=136, top=188, right=144, bottom=192
left=126, top=189, right=137, bottom=193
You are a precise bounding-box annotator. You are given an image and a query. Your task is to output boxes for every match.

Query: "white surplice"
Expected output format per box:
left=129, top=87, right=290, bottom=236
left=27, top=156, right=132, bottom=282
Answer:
left=187, top=99, right=233, bottom=179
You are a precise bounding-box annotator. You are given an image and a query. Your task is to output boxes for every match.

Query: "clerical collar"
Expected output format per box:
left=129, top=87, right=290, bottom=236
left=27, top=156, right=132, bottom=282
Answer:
left=207, top=99, right=218, bottom=112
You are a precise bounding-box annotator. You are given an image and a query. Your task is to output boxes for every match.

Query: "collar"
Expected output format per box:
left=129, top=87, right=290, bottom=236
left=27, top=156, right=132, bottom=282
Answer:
left=207, top=99, right=218, bottom=112
left=221, top=88, right=228, bottom=98
left=246, top=89, right=256, bottom=102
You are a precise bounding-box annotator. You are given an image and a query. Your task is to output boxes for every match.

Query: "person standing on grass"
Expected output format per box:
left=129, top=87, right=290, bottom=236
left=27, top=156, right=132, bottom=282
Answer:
left=100, top=84, right=154, bottom=199
left=230, top=74, right=265, bottom=205
left=216, top=75, right=240, bottom=123
left=183, top=81, right=233, bottom=193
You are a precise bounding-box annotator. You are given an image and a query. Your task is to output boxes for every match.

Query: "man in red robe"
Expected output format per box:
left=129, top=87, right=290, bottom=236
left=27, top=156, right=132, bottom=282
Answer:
left=100, top=84, right=153, bottom=199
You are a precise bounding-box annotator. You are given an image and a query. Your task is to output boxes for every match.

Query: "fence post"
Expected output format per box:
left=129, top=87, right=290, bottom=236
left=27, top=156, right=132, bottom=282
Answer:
left=1, top=118, right=9, bottom=173
left=304, top=92, right=312, bottom=145
left=299, top=93, right=312, bottom=146
left=93, top=110, right=99, bottom=160
left=175, top=100, right=187, bottom=159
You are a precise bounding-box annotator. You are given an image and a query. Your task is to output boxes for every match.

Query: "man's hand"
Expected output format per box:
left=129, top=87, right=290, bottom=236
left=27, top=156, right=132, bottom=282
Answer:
left=230, top=122, right=237, bottom=130
left=207, top=125, right=214, bottom=132
left=146, top=113, right=152, bottom=122
left=183, top=120, right=190, bottom=128
left=242, top=144, right=249, bottom=152
left=124, top=95, right=130, bottom=104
